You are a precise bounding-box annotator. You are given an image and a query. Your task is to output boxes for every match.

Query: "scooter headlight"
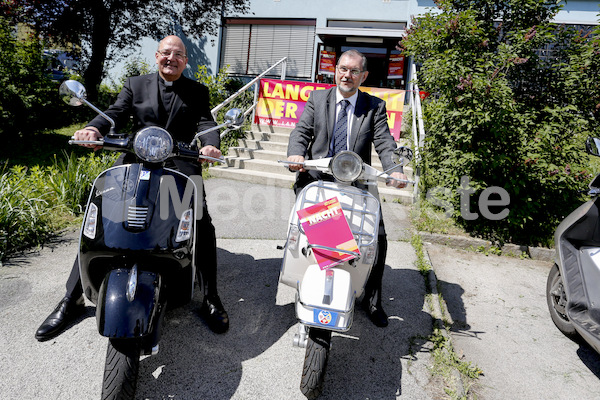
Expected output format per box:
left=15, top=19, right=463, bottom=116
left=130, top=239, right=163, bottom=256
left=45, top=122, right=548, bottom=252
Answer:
left=133, top=127, right=173, bottom=163
left=331, top=151, right=363, bottom=183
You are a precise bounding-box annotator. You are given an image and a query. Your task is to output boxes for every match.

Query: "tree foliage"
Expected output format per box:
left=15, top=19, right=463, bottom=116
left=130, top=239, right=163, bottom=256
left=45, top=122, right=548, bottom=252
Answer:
left=1, top=0, right=250, bottom=99
left=401, top=0, right=600, bottom=246
left=0, top=16, right=73, bottom=140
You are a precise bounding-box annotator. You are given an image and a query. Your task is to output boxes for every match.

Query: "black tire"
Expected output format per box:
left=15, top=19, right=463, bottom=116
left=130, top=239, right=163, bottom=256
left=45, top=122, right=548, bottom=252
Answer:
left=546, top=264, right=578, bottom=339
left=300, top=328, right=332, bottom=399
left=101, top=338, right=141, bottom=400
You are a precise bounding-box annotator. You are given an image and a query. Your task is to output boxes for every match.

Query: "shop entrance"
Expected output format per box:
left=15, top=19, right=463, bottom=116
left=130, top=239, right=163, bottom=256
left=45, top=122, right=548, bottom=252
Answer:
left=315, top=40, right=406, bottom=90
left=342, top=46, right=387, bottom=88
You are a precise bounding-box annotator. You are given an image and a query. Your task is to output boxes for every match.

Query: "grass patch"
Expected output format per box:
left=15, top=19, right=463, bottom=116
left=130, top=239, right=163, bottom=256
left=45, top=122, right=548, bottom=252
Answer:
left=2, top=123, right=89, bottom=168
left=429, top=327, right=483, bottom=399
left=411, top=199, right=465, bottom=236
left=409, top=227, right=483, bottom=399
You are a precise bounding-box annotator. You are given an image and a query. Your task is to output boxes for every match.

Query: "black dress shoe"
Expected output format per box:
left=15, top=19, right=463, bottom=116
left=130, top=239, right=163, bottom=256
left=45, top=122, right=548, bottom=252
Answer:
left=362, top=297, right=389, bottom=328
left=35, top=296, right=85, bottom=341
left=198, top=295, right=229, bottom=334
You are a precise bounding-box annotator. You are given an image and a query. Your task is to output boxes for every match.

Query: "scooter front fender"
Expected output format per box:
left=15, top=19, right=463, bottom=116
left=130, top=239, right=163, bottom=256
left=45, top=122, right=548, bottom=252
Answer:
left=97, top=268, right=165, bottom=338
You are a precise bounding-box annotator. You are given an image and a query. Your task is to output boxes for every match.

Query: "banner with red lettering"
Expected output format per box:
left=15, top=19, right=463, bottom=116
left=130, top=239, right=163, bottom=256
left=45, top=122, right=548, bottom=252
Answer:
left=359, top=86, right=405, bottom=141
left=254, top=79, right=405, bottom=140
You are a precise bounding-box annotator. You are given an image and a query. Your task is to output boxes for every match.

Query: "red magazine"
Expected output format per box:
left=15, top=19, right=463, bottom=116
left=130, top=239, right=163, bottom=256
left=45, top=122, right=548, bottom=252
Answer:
left=297, top=197, right=360, bottom=270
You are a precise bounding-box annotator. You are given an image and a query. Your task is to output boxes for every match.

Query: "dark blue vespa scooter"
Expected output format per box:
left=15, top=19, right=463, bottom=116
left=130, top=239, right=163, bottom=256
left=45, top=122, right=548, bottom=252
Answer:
left=58, top=80, right=243, bottom=400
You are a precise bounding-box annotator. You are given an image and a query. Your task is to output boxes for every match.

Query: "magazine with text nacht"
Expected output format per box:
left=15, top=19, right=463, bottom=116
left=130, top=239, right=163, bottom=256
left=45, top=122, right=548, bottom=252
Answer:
left=297, top=197, right=360, bottom=270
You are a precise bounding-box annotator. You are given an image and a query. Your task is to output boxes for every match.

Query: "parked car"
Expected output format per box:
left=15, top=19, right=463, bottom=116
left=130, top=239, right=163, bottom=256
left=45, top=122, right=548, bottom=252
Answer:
left=43, top=49, right=79, bottom=82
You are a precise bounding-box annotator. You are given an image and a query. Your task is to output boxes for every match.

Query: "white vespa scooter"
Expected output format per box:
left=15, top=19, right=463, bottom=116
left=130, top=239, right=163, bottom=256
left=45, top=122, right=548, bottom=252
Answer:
left=279, top=148, right=413, bottom=399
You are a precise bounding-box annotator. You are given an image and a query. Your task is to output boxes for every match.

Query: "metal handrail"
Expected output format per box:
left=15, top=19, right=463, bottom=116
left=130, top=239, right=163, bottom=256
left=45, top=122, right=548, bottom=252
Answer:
left=409, top=63, right=426, bottom=201
left=210, top=57, right=288, bottom=138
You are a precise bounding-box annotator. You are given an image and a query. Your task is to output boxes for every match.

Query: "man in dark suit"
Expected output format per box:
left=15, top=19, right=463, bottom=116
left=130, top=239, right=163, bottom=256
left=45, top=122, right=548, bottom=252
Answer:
left=35, top=35, right=229, bottom=341
left=287, top=49, right=407, bottom=327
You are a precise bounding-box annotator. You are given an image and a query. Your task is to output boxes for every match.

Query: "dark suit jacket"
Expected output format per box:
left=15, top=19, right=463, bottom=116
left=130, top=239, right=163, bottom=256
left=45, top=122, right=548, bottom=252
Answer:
left=287, top=87, right=398, bottom=172
left=88, top=72, right=219, bottom=148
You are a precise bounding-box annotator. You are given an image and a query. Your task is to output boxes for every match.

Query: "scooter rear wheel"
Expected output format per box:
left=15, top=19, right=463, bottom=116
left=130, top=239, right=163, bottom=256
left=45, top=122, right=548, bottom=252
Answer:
left=546, top=264, right=578, bottom=339
left=300, top=328, right=332, bottom=399
left=101, top=338, right=141, bottom=400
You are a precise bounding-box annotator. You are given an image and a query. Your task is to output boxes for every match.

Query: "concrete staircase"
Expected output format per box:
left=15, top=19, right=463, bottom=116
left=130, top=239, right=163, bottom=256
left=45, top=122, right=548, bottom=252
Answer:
left=208, top=124, right=415, bottom=204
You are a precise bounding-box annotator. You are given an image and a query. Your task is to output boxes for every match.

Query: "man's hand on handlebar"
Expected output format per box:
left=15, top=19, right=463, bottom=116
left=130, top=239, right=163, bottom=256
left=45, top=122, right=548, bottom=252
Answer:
left=73, top=126, right=103, bottom=150
left=199, top=145, right=222, bottom=163
left=287, top=155, right=306, bottom=172
left=387, top=171, right=408, bottom=188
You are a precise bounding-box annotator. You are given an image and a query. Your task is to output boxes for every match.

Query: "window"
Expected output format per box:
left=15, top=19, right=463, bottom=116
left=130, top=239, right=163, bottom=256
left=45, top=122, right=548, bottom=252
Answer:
left=220, top=19, right=316, bottom=79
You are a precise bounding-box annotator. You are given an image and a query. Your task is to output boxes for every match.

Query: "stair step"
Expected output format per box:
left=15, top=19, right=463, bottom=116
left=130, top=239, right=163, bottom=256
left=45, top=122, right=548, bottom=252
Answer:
left=208, top=166, right=296, bottom=189
left=230, top=147, right=286, bottom=163
left=208, top=165, right=414, bottom=204
left=236, top=138, right=288, bottom=152
left=216, top=124, right=416, bottom=203
left=224, top=158, right=290, bottom=174
left=244, top=130, right=290, bottom=143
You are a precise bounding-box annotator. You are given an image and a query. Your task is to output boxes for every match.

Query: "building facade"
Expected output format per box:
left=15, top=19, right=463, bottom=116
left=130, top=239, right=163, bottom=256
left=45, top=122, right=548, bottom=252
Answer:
left=108, top=0, right=599, bottom=89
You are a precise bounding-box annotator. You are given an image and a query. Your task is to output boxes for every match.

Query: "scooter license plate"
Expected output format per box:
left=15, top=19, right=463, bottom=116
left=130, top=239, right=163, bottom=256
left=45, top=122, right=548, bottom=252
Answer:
left=313, top=309, right=339, bottom=326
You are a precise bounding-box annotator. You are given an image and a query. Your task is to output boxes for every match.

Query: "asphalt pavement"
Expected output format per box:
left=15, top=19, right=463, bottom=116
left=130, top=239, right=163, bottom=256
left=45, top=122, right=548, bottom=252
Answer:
left=0, top=178, right=434, bottom=400
left=426, top=243, right=600, bottom=400
left=2, top=177, right=600, bottom=399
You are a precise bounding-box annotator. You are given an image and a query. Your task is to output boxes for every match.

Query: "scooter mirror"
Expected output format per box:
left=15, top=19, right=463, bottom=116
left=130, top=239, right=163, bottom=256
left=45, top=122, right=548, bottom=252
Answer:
left=224, top=108, right=244, bottom=127
left=392, top=146, right=413, bottom=166
left=59, top=80, right=87, bottom=106
left=586, top=137, right=600, bottom=158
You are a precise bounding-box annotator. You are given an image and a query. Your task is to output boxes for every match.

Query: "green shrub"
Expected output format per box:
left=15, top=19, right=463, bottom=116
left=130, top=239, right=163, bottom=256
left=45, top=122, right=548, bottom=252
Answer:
left=0, top=165, right=53, bottom=260
left=0, top=152, right=117, bottom=261
left=0, top=18, right=86, bottom=141
left=47, top=151, right=118, bottom=214
left=401, top=0, right=600, bottom=246
left=195, top=65, right=254, bottom=152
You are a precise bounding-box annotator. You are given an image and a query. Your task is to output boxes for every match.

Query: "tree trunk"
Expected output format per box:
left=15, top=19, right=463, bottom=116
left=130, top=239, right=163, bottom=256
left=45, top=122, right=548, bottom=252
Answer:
left=83, top=2, right=111, bottom=101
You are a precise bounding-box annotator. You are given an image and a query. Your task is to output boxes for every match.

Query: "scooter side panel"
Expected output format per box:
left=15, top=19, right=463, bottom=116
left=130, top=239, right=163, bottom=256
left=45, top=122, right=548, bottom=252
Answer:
left=556, top=197, right=600, bottom=347
left=555, top=199, right=598, bottom=266
left=567, top=247, right=600, bottom=349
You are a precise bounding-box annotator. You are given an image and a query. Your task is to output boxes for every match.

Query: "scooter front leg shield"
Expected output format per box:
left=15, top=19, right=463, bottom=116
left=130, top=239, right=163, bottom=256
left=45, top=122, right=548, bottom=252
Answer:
left=97, top=268, right=164, bottom=338
left=297, top=265, right=355, bottom=331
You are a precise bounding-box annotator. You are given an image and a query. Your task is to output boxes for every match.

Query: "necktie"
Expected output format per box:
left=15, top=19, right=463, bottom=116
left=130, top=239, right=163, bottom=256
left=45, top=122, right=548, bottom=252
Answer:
left=333, top=100, right=349, bottom=155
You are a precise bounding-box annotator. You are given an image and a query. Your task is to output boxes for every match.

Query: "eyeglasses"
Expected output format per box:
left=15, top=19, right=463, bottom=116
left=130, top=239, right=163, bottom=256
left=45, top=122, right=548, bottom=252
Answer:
left=158, top=50, right=187, bottom=60
left=337, top=66, right=363, bottom=76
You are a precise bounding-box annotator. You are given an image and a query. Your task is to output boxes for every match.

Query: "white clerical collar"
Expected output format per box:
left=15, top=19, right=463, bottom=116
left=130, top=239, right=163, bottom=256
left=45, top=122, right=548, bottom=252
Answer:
left=336, top=89, right=358, bottom=108
left=160, top=76, right=174, bottom=87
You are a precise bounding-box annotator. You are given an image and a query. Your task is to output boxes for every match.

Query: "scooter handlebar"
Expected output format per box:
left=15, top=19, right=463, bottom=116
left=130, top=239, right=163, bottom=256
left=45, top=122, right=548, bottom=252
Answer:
left=176, top=144, right=226, bottom=164
left=68, top=139, right=104, bottom=145
left=382, top=174, right=416, bottom=185
left=69, top=135, right=130, bottom=151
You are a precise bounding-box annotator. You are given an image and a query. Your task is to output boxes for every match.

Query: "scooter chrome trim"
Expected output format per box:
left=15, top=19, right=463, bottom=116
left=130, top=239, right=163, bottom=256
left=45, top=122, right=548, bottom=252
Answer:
left=308, top=243, right=361, bottom=258
left=296, top=299, right=355, bottom=332
left=126, top=264, right=138, bottom=302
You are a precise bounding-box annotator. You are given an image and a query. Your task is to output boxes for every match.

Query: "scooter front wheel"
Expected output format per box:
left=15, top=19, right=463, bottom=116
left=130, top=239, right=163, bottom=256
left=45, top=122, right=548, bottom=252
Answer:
left=546, top=264, right=578, bottom=339
left=300, top=327, right=332, bottom=399
left=101, top=338, right=141, bottom=400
